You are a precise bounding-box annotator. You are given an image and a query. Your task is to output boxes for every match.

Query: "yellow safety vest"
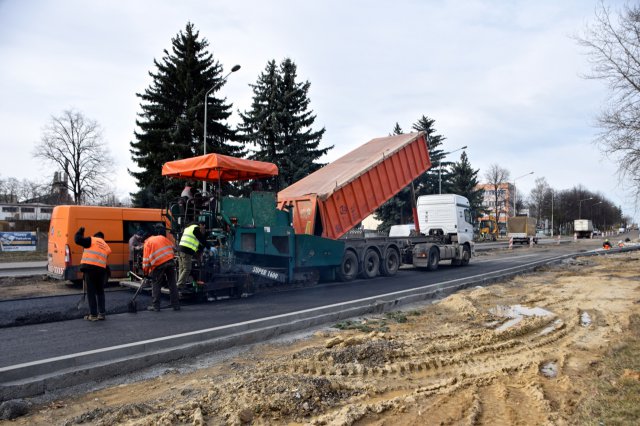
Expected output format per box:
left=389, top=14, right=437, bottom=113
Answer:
left=179, top=224, right=200, bottom=252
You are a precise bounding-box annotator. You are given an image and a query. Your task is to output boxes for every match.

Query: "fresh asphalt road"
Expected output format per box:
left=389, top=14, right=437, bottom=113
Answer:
left=0, top=240, right=608, bottom=370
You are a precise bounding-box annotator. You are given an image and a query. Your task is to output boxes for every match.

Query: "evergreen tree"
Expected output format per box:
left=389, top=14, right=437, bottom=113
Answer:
left=238, top=58, right=330, bottom=190
left=449, top=151, right=484, bottom=219
left=374, top=116, right=447, bottom=232
left=412, top=116, right=449, bottom=196
left=391, top=122, right=403, bottom=135
left=129, top=22, right=241, bottom=207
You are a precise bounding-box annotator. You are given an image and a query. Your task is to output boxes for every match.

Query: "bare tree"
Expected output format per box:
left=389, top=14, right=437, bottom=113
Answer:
left=33, top=109, right=113, bottom=205
left=1, top=177, right=21, bottom=203
left=484, top=164, right=511, bottom=222
left=529, top=177, right=550, bottom=223
left=577, top=2, right=640, bottom=204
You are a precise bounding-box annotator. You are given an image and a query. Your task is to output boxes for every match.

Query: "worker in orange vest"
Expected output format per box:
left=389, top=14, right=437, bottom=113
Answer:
left=74, top=227, right=112, bottom=321
left=143, top=224, right=180, bottom=312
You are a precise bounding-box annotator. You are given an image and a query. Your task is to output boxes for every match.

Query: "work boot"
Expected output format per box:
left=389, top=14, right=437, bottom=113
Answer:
left=84, top=315, right=98, bottom=322
left=147, top=306, right=160, bottom=312
left=97, top=313, right=106, bottom=320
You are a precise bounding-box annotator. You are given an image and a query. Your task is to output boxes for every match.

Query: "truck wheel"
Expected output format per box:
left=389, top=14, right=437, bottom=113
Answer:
left=360, top=249, right=380, bottom=279
left=380, top=249, right=400, bottom=276
left=460, top=245, right=471, bottom=266
left=426, top=247, right=439, bottom=271
left=337, top=251, right=359, bottom=282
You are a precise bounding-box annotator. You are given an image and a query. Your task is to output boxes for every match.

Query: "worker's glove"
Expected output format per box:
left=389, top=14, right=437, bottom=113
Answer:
left=78, top=227, right=85, bottom=234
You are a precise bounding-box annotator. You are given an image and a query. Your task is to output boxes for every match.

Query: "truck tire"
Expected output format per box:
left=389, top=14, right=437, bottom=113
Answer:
left=359, top=249, right=380, bottom=279
left=380, top=248, right=400, bottom=276
left=460, top=245, right=471, bottom=266
left=426, top=247, right=439, bottom=271
left=337, top=250, right=359, bottom=282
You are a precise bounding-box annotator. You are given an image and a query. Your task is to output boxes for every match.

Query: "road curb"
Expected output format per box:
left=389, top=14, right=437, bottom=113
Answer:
left=1, top=245, right=637, bottom=401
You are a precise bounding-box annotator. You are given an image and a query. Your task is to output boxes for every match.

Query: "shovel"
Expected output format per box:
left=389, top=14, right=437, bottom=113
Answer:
left=127, top=278, right=149, bottom=313
left=76, top=276, right=87, bottom=310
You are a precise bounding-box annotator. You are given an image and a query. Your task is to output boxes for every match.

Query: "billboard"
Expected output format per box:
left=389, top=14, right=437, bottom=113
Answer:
left=0, top=231, right=37, bottom=252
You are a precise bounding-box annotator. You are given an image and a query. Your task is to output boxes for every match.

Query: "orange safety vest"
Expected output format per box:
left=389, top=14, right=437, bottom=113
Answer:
left=142, top=235, right=175, bottom=274
left=81, top=237, right=112, bottom=269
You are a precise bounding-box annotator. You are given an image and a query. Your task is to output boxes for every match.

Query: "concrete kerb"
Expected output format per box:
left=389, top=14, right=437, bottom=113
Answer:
left=1, top=245, right=637, bottom=401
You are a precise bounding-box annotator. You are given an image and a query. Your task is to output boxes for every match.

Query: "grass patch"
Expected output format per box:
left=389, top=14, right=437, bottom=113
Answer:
left=0, top=250, right=47, bottom=263
left=574, top=314, right=640, bottom=425
left=334, top=311, right=422, bottom=332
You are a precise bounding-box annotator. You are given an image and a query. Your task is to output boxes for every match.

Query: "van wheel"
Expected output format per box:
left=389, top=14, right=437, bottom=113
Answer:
left=337, top=251, right=359, bottom=282
left=380, top=249, right=400, bottom=276
left=460, top=245, right=471, bottom=266
left=360, top=249, right=380, bottom=279
left=426, top=247, right=440, bottom=271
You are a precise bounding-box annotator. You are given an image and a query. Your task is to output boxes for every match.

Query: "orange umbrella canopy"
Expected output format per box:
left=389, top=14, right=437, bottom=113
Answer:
left=162, top=153, right=279, bottom=182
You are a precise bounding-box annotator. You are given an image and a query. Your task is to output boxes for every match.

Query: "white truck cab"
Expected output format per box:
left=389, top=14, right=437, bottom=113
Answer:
left=417, top=194, right=474, bottom=245
left=411, top=194, right=475, bottom=270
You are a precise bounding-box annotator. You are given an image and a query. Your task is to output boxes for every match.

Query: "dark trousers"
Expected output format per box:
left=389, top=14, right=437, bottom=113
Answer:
left=84, top=268, right=107, bottom=316
left=150, top=260, right=179, bottom=309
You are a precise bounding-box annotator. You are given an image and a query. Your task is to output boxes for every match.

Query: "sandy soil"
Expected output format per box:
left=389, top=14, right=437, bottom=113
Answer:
left=4, top=250, right=640, bottom=425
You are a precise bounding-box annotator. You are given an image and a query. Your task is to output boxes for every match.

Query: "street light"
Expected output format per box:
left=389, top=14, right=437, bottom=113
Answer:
left=578, top=197, right=593, bottom=219
left=550, top=189, right=555, bottom=237
left=438, top=145, right=467, bottom=194
left=512, top=171, right=534, bottom=215
left=591, top=201, right=603, bottom=223
left=203, top=64, right=241, bottom=193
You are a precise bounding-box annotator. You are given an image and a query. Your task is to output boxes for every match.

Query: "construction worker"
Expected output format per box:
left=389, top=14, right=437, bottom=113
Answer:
left=128, top=229, right=145, bottom=273
left=74, top=227, right=112, bottom=321
left=143, top=225, right=180, bottom=311
left=176, top=221, right=207, bottom=289
left=603, top=239, right=611, bottom=250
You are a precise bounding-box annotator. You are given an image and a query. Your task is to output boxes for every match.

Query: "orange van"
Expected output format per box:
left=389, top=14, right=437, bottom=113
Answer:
left=47, top=206, right=168, bottom=284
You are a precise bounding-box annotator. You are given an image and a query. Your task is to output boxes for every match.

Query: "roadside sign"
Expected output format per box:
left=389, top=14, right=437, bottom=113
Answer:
left=0, top=231, right=37, bottom=252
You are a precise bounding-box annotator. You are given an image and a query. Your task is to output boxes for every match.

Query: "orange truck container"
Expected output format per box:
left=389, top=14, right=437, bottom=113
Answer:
left=277, top=132, right=431, bottom=240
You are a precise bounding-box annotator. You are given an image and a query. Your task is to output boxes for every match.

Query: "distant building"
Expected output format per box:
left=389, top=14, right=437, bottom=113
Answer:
left=0, top=203, right=54, bottom=221
left=475, top=182, right=515, bottom=224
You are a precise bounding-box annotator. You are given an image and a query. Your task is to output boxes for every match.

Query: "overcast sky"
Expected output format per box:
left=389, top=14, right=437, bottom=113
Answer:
left=0, top=0, right=635, bottom=223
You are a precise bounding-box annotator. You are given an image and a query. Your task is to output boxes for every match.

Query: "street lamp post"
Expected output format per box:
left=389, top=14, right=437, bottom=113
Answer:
left=578, top=197, right=593, bottom=219
left=550, top=189, right=554, bottom=237
left=512, top=171, right=534, bottom=216
left=438, top=145, right=467, bottom=194
left=591, top=201, right=603, bottom=227
left=203, top=64, right=241, bottom=193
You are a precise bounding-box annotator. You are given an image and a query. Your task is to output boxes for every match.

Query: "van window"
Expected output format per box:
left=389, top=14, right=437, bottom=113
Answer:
left=123, top=220, right=165, bottom=241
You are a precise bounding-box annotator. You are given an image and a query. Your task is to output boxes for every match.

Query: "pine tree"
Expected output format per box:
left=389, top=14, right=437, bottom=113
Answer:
left=412, top=116, right=448, bottom=196
left=449, top=151, right=484, bottom=219
left=129, top=22, right=241, bottom=207
left=238, top=58, right=330, bottom=190
left=374, top=116, right=447, bottom=232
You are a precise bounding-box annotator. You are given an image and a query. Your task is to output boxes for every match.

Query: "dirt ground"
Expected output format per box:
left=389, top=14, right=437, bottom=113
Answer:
left=4, top=250, right=640, bottom=425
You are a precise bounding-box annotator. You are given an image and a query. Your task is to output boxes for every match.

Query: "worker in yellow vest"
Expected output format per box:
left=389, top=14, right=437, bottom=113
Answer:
left=177, top=221, right=208, bottom=289
left=74, top=227, right=112, bottom=321
left=143, top=225, right=180, bottom=311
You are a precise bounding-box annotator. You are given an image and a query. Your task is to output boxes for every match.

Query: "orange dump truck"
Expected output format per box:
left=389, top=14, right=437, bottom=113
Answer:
left=277, top=132, right=431, bottom=239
